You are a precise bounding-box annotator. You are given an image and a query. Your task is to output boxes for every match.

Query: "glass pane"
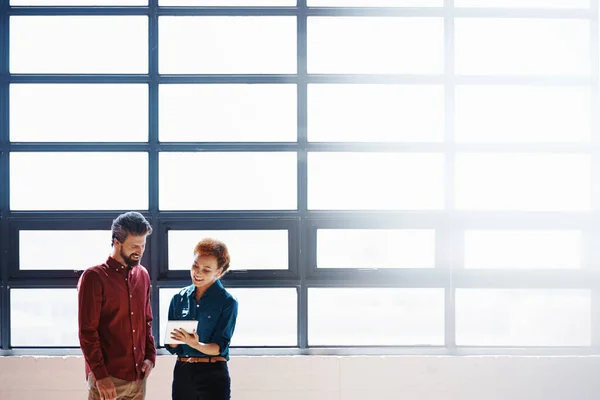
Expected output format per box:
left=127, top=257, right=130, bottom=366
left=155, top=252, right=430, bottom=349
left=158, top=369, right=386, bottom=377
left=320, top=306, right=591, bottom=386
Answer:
left=308, top=288, right=444, bottom=345
left=11, top=289, right=78, bottom=346
left=456, top=289, right=591, bottom=346
left=455, top=154, right=591, bottom=211
left=160, top=84, right=296, bottom=142
left=168, top=230, right=288, bottom=270
left=12, top=0, right=146, bottom=4
left=308, top=84, right=444, bottom=143
left=308, top=152, right=444, bottom=210
left=160, top=0, right=294, bottom=4
left=317, top=229, right=435, bottom=269
left=455, top=85, right=591, bottom=143
left=308, top=17, right=444, bottom=74
left=455, top=19, right=590, bottom=76
left=11, top=152, right=148, bottom=211
left=309, top=0, right=441, bottom=5
left=455, top=0, right=589, bottom=7
left=20, top=231, right=112, bottom=271
left=159, top=17, right=296, bottom=74
left=160, top=288, right=297, bottom=346
left=11, top=84, right=148, bottom=143
left=159, top=152, right=297, bottom=210
left=465, top=230, right=582, bottom=270
left=10, top=16, right=147, bottom=74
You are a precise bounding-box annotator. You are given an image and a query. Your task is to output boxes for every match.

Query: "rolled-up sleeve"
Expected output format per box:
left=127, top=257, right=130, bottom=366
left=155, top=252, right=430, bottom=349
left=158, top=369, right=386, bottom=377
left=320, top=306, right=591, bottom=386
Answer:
left=210, top=298, right=238, bottom=354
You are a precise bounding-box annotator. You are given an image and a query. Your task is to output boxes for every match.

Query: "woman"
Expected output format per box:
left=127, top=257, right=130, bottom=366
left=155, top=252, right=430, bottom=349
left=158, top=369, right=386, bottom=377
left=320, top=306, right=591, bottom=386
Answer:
left=167, top=238, right=239, bottom=400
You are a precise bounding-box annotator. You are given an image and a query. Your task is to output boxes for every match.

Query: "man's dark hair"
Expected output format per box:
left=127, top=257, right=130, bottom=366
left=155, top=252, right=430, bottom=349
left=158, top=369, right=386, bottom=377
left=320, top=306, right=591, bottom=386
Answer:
left=111, top=211, right=153, bottom=246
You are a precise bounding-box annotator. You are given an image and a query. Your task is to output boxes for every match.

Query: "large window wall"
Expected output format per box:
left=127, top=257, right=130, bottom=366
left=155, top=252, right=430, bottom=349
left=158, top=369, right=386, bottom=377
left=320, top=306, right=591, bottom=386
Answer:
left=0, top=0, right=598, bottom=354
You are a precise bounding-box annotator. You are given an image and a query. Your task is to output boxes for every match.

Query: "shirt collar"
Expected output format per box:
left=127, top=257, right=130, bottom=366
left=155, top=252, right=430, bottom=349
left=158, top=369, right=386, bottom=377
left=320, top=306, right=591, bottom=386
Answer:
left=106, top=256, right=134, bottom=272
left=185, top=279, right=224, bottom=298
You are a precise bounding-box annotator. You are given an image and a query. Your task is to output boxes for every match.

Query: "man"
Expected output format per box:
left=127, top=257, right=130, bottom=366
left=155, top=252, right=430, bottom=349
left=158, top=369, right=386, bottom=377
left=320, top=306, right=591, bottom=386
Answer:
left=78, top=211, right=156, bottom=400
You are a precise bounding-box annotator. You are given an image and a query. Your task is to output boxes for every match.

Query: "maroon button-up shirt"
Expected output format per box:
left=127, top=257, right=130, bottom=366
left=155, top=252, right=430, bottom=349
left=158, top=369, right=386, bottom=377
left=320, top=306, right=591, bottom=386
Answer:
left=78, top=256, right=156, bottom=381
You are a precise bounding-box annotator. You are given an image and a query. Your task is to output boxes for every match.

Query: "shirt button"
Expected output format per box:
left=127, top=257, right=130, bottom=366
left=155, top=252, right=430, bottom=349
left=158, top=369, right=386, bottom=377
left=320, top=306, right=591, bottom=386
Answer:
left=134, top=347, right=136, bottom=350
left=133, top=329, right=136, bottom=333
left=196, top=304, right=199, bottom=307
left=130, top=295, right=133, bottom=298
left=131, top=312, right=134, bottom=315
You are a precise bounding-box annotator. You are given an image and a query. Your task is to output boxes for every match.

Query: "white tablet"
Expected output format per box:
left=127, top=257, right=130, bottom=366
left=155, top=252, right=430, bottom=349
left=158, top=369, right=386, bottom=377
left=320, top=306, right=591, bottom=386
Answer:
left=164, top=320, right=199, bottom=345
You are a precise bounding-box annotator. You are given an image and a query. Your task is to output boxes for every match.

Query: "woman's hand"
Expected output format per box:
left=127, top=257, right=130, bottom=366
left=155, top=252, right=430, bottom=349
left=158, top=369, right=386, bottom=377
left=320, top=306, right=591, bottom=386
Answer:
left=171, top=327, right=199, bottom=347
left=170, top=327, right=221, bottom=355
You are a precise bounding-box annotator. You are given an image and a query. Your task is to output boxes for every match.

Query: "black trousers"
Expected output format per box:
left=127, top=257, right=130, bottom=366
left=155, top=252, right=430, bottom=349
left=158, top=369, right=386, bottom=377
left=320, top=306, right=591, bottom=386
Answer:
left=172, top=360, right=231, bottom=400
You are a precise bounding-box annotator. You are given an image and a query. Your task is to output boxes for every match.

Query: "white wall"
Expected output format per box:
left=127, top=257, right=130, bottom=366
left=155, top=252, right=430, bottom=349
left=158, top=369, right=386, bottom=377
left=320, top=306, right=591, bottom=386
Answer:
left=0, top=355, right=599, bottom=400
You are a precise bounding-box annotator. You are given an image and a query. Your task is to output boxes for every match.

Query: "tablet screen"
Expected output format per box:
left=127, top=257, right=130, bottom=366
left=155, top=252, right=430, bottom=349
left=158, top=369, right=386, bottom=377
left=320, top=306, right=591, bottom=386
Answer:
left=164, top=320, right=199, bottom=345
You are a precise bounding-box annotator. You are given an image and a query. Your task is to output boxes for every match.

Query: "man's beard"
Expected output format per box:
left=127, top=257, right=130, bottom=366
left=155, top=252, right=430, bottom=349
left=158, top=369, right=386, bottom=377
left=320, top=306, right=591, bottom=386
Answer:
left=121, top=248, right=141, bottom=267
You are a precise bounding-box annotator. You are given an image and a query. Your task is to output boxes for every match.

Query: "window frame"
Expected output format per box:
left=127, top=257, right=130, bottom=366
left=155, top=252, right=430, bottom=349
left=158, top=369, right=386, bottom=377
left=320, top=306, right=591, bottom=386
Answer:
left=1, top=1, right=599, bottom=354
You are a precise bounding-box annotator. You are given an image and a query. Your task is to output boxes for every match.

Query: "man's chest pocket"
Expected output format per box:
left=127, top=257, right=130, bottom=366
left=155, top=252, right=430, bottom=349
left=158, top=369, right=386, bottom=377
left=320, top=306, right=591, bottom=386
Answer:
left=196, top=307, right=220, bottom=340
left=128, top=282, right=148, bottom=313
left=129, top=277, right=148, bottom=297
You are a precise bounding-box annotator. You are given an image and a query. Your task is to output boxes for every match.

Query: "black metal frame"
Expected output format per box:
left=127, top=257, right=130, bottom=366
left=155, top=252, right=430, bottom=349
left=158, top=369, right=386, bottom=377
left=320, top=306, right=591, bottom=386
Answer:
left=0, top=0, right=599, bottom=354
left=157, top=217, right=300, bottom=281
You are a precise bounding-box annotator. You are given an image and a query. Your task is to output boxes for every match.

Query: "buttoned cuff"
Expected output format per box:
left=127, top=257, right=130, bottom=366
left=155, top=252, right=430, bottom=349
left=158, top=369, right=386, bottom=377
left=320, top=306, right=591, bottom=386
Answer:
left=92, top=366, right=109, bottom=381
left=145, top=354, right=156, bottom=366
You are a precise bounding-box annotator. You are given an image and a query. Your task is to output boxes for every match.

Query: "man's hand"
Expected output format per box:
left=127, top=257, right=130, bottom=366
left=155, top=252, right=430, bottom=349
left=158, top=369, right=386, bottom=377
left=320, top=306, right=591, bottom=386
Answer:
left=96, top=377, right=117, bottom=400
left=141, top=359, right=154, bottom=378
left=171, top=328, right=199, bottom=348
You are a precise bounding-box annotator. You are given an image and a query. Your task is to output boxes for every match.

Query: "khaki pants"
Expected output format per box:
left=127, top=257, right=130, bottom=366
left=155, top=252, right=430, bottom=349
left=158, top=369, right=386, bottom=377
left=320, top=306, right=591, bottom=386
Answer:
left=87, top=373, right=146, bottom=400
